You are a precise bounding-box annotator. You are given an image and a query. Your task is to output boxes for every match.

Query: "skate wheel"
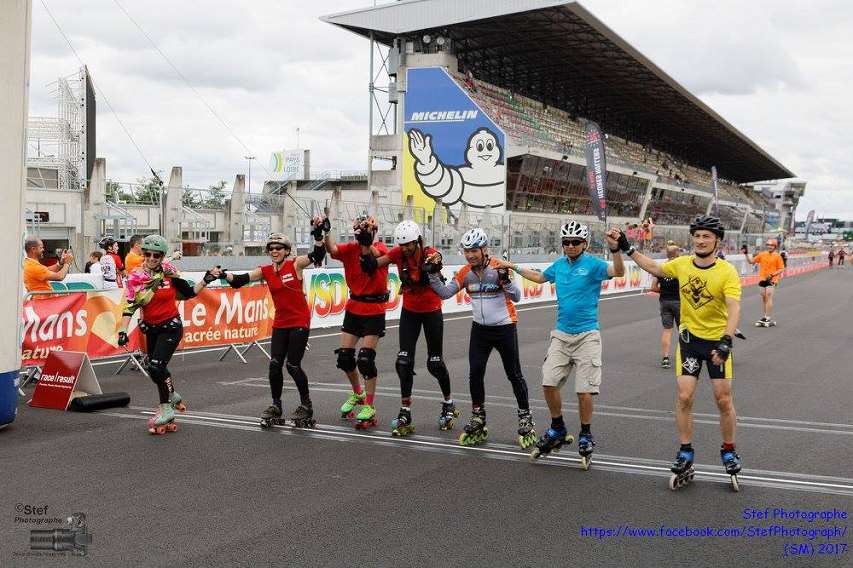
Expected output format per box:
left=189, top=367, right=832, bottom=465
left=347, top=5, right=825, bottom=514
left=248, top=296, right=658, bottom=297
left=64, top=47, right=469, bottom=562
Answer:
left=668, top=473, right=679, bottom=491
left=529, top=448, right=541, bottom=462
left=166, top=423, right=178, bottom=432
left=580, top=455, right=591, bottom=471
left=730, top=475, right=740, bottom=492
left=175, top=402, right=187, bottom=412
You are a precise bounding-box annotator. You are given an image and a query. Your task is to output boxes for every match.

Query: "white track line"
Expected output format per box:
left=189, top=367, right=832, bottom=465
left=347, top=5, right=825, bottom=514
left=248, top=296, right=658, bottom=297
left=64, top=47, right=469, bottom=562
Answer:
left=100, top=408, right=853, bottom=496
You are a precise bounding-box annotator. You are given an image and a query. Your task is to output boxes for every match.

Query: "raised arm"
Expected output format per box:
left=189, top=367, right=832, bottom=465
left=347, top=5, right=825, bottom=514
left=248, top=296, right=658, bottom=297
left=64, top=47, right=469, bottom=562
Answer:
left=605, top=228, right=626, bottom=278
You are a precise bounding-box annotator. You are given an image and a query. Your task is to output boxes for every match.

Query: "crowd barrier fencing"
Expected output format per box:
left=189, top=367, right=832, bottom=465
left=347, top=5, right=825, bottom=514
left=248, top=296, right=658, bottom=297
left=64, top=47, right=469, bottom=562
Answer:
left=20, top=256, right=827, bottom=387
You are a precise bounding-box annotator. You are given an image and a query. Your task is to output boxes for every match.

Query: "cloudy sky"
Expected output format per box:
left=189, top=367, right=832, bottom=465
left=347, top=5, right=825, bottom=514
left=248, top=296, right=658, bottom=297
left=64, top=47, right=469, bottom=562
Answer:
left=28, top=0, right=852, bottom=219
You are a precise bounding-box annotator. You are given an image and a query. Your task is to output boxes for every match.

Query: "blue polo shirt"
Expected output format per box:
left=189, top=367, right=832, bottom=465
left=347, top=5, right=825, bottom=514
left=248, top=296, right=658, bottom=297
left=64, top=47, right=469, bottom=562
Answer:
left=542, top=254, right=611, bottom=334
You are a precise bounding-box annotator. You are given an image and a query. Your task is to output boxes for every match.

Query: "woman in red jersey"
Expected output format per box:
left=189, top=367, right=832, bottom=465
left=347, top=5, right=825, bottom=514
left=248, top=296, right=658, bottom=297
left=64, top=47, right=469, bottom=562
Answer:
left=368, top=220, right=458, bottom=436
left=226, top=231, right=327, bottom=429
left=320, top=214, right=389, bottom=429
left=118, top=235, right=222, bottom=434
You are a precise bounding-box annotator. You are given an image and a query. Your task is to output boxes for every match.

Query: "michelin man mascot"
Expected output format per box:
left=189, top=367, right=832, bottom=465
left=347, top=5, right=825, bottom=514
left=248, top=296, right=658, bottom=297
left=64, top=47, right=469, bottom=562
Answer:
left=408, top=127, right=505, bottom=208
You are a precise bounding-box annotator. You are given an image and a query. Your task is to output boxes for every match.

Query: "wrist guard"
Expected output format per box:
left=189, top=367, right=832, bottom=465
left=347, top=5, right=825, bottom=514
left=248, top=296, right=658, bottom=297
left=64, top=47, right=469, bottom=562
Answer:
left=716, top=335, right=733, bottom=361
left=617, top=231, right=632, bottom=253
left=307, top=244, right=326, bottom=267
left=229, top=272, right=251, bottom=288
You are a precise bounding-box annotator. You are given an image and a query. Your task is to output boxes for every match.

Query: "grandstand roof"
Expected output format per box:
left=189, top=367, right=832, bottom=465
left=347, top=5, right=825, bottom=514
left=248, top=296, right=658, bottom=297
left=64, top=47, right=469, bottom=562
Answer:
left=322, top=0, right=795, bottom=183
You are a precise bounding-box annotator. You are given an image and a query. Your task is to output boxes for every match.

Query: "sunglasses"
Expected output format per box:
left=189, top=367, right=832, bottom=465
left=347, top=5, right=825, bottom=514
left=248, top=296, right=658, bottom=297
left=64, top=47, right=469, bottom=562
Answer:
left=562, top=239, right=585, bottom=247
left=143, top=251, right=163, bottom=259
left=267, top=245, right=288, bottom=252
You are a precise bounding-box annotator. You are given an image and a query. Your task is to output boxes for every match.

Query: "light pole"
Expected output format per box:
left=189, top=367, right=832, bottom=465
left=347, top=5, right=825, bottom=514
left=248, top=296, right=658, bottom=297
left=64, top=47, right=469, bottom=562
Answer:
left=244, top=155, right=255, bottom=194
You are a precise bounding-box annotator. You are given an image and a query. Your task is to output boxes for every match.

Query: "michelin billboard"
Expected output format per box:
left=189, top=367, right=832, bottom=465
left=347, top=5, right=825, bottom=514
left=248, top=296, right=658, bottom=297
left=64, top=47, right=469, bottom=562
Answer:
left=403, top=67, right=506, bottom=211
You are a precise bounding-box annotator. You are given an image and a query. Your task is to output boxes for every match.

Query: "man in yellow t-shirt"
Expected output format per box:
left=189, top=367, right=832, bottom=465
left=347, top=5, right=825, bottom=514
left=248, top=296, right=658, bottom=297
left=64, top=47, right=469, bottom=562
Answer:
left=617, top=215, right=743, bottom=484
left=23, top=237, right=73, bottom=294
left=745, top=239, right=785, bottom=326
left=124, top=235, right=144, bottom=274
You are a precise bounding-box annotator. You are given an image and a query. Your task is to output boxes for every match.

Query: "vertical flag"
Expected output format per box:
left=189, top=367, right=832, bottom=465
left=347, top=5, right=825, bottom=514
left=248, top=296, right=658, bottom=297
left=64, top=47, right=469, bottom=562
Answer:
left=804, top=209, right=816, bottom=237
left=583, top=121, right=607, bottom=223
left=711, top=166, right=719, bottom=216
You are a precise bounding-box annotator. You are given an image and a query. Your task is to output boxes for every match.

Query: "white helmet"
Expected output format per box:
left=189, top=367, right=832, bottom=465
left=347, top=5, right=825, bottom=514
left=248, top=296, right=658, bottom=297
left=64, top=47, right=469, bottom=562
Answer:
left=394, top=220, right=421, bottom=245
left=460, top=228, right=489, bottom=250
left=560, top=221, right=589, bottom=241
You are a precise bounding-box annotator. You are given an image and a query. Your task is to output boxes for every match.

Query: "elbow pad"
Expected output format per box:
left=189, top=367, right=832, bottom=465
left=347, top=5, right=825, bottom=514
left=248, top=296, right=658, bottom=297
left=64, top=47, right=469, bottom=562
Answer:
left=307, top=244, right=326, bottom=267
left=229, top=272, right=251, bottom=288
left=360, top=253, right=378, bottom=274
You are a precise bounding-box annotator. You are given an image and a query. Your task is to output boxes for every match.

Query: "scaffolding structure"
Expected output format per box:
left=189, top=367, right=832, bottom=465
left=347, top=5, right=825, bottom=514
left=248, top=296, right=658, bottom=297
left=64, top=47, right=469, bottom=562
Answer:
left=27, top=67, right=88, bottom=191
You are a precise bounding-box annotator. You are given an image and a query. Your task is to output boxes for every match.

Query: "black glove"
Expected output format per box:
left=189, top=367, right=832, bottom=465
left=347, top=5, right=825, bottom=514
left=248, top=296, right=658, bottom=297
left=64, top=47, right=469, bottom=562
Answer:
left=497, top=267, right=511, bottom=285
left=715, top=335, right=733, bottom=361
left=203, top=267, right=221, bottom=284
left=423, top=261, right=442, bottom=275
left=616, top=230, right=632, bottom=253
left=307, top=244, right=326, bottom=267
left=360, top=253, right=378, bottom=274
left=311, top=218, right=331, bottom=241
left=117, top=331, right=129, bottom=347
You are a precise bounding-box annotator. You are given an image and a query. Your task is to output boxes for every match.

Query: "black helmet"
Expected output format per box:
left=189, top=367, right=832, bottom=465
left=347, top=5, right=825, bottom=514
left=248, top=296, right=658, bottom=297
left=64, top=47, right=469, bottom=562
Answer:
left=689, top=216, right=724, bottom=239
left=98, top=236, right=116, bottom=250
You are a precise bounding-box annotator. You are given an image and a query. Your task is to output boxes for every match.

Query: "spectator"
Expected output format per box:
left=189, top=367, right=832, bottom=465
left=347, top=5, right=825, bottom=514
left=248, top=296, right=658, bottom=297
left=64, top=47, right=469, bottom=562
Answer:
left=84, top=250, right=102, bottom=273
left=124, top=235, right=144, bottom=274
left=86, top=251, right=105, bottom=288
left=23, top=237, right=73, bottom=293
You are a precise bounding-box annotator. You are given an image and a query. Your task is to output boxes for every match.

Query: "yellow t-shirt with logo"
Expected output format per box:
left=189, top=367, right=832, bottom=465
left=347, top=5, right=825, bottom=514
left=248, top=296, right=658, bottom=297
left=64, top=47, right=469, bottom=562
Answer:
left=661, top=256, right=741, bottom=340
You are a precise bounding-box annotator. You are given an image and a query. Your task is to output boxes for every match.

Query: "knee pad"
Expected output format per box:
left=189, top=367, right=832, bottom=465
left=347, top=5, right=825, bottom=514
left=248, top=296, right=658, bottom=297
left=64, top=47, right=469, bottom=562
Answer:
left=147, top=358, right=168, bottom=383
left=357, top=347, right=378, bottom=378
left=335, top=348, right=357, bottom=372
left=285, top=361, right=303, bottom=378
left=395, top=351, right=414, bottom=379
left=427, top=355, right=448, bottom=378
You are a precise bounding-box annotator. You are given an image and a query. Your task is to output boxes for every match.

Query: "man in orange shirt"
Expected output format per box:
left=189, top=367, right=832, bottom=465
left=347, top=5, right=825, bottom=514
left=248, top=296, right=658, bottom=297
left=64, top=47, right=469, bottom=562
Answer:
left=23, top=237, right=73, bottom=293
left=124, top=235, right=144, bottom=274
left=745, top=239, right=785, bottom=326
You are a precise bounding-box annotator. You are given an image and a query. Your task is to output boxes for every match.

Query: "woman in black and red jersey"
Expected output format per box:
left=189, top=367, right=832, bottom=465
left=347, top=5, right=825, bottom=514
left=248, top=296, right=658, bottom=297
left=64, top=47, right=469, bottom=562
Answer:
left=225, top=231, right=327, bottom=429
left=369, top=220, right=458, bottom=436
left=117, top=235, right=222, bottom=434
left=320, top=214, right=389, bottom=429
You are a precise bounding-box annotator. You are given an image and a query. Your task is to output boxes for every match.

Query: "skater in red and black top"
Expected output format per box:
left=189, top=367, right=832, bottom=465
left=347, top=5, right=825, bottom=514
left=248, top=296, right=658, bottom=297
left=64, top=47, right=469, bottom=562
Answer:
left=225, top=230, right=327, bottom=429
left=368, top=220, right=458, bottom=436
left=320, top=214, right=389, bottom=429
left=118, top=234, right=222, bottom=434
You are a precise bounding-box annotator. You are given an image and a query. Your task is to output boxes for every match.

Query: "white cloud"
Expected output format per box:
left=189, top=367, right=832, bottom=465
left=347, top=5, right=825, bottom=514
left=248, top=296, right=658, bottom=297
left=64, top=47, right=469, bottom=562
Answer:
left=29, top=0, right=853, bottom=218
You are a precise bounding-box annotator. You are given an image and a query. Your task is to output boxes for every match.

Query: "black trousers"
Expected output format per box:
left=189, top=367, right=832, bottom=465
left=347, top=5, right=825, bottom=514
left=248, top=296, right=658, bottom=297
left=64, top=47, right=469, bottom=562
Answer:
left=468, top=322, right=529, bottom=410
left=269, top=327, right=311, bottom=404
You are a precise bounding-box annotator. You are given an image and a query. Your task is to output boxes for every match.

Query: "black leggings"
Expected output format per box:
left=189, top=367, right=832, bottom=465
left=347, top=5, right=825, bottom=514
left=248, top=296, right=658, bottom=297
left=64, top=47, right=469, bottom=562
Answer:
left=143, top=318, right=183, bottom=404
left=468, top=322, right=529, bottom=410
left=396, top=308, right=452, bottom=399
left=270, top=327, right=311, bottom=405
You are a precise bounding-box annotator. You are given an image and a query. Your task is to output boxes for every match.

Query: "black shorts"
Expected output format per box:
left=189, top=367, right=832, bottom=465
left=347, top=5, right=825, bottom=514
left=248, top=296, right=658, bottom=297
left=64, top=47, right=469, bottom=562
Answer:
left=659, top=300, right=680, bottom=329
left=675, top=332, right=733, bottom=379
left=758, top=280, right=776, bottom=288
left=341, top=311, right=386, bottom=338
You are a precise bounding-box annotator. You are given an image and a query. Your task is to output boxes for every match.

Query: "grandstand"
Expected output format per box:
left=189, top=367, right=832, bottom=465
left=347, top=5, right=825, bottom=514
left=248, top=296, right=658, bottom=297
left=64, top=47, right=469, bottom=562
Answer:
left=323, top=0, right=802, bottom=253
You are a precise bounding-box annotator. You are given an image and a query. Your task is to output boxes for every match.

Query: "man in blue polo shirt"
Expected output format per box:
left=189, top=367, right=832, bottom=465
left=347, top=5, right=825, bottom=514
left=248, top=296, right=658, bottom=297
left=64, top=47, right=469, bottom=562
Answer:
left=499, top=221, right=624, bottom=467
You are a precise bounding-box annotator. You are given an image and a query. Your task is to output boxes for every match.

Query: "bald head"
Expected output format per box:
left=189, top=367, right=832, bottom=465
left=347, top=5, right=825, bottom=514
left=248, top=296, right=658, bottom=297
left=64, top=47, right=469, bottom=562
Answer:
left=666, top=245, right=680, bottom=260
left=25, top=237, right=43, bottom=257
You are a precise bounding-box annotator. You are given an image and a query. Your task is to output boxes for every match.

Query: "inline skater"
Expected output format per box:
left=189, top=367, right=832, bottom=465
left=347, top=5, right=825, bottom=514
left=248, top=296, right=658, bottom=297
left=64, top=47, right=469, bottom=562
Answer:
left=225, top=228, right=327, bottom=428
left=118, top=235, right=222, bottom=434
left=838, top=248, right=846, bottom=268
left=745, top=239, right=785, bottom=327
left=828, top=248, right=835, bottom=268
left=367, top=220, right=458, bottom=436
left=650, top=245, right=681, bottom=368
left=322, top=214, right=389, bottom=429
left=623, top=216, right=744, bottom=490
left=498, top=222, right=624, bottom=469
left=98, top=237, right=120, bottom=290
left=426, top=228, right=536, bottom=449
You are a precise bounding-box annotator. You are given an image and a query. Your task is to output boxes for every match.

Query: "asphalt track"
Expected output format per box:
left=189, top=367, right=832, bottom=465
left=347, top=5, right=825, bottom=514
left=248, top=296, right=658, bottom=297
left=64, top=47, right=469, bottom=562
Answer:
left=2, top=266, right=852, bottom=567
